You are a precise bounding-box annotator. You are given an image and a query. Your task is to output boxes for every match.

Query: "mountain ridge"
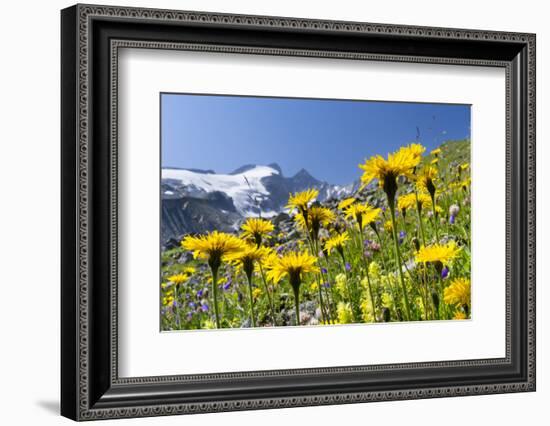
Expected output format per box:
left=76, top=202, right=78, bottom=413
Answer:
left=161, top=163, right=357, bottom=245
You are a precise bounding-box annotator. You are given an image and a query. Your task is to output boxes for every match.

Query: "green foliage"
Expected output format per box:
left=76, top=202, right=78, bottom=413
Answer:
left=161, top=140, right=471, bottom=330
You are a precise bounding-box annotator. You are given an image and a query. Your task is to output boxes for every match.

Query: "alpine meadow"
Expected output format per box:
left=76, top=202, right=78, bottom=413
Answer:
left=160, top=94, right=471, bottom=331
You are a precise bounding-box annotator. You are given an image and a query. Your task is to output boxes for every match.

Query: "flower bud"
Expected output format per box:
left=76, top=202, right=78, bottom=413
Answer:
left=381, top=307, right=391, bottom=322
left=449, top=204, right=460, bottom=216
left=412, top=237, right=420, bottom=252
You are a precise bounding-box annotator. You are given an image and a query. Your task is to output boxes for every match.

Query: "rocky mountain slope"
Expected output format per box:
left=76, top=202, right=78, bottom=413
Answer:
left=161, top=163, right=358, bottom=246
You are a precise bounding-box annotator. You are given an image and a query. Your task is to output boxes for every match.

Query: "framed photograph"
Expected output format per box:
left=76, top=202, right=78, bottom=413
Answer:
left=61, top=4, right=536, bottom=421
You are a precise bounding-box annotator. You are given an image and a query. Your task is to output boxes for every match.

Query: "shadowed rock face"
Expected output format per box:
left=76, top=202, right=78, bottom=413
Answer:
left=161, top=194, right=241, bottom=245
left=160, top=163, right=358, bottom=247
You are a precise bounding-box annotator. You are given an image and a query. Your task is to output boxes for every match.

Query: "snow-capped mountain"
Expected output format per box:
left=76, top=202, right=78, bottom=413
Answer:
left=161, top=163, right=357, bottom=245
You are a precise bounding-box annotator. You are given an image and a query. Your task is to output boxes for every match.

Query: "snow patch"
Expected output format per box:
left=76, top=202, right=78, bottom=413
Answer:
left=162, top=165, right=279, bottom=216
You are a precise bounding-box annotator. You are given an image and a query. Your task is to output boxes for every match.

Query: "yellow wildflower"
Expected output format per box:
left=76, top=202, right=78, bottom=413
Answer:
left=359, top=144, right=424, bottom=191
left=381, top=292, right=393, bottom=308
left=295, top=206, right=335, bottom=239
left=162, top=294, right=175, bottom=306
left=226, top=243, right=268, bottom=277
left=430, top=148, right=442, bottom=156
left=286, top=189, right=318, bottom=212
left=338, top=197, right=356, bottom=211
left=324, top=231, right=350, bottom=256
left=415, top=241, right=461, bottom=264
left=241, top=217, right=274, bottom=245
left=345, top=203, right=381, bottom=232
left=453, top=311, right=467, bottom=320
left=252, top=287, right=262, bottom=300
left=337, top=302, right=354, bottom=324
left=334, top=273, right=347, bottom=296
left=360, top=297, right=374, bottom=322
left=167, top=273, right=188, bottom=285
left=397, top=192, right=432, bottom=212
left=265, top=251, right=317, bottom=288
left=368, top=261, right=380, bottom=279
left=416, top=166, right=438, bottom=197
left=415, top=296, right=425, bottom=318
left=203, top=319, right=216, bottom=329
left=444, top=277, right=471, bottom=307
left=181, top=231, right=245, bottom=268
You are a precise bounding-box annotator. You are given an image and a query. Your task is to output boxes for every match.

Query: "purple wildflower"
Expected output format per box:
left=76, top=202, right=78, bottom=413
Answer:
left=450, top=214, right=456, bottom=225
left=223, top=277, right=232, bottom=290
left=188, top=302, right=196, bottom=308
left=201, top=303, right=209, bottom=312
left=441, top=267, right=449, bottom=279
left=276, top=245, right=284, bottom=254
left=345, top=262, right=351, bottom=272
left=322, top=282, right=331, bottom=288
left=196, top=289, right=204, bottom=298
left=398, top=231, right=406, bottom=244
left=364, top=250, right=373, bottom=259
left=321, top=267, right=328, bottom=274
left=370, top=241, right=381, bottom=252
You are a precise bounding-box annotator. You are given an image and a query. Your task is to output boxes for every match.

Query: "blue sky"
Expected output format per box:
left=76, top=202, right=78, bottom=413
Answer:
left=161, top=93, right=470, bottom=185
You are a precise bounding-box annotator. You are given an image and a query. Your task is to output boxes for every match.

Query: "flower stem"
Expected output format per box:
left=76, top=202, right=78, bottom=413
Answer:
left=259, top=264, right=277, bottom=325
left=246, top=273, right=256, bottom=328
left=389, top=200, right=412, bottom=321
left=373, top=229, right=400, bottom=318
left=415, top=192, right=427, bottom=246
left=293, top=286, right=301, bottom=326
left=359, top=229, right=377, bottom=322
left=175, top=284, right=181, bottom=328
left=431, top=195, right=440, bottom=242
left=306, top=236, right=327, bottom=323
left=211, top=267, right=221, bottom=328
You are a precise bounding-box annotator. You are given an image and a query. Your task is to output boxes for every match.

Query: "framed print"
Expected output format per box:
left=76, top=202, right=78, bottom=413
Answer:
left=60, top=4, right=536, bottom=421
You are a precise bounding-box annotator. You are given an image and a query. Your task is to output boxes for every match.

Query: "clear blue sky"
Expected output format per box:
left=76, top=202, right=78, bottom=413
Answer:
left=161, top=93, right=470, bottom=185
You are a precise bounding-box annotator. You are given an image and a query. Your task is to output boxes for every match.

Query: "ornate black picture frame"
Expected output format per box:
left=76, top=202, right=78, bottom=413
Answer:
left=61, top=4, right=536, bottom=421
